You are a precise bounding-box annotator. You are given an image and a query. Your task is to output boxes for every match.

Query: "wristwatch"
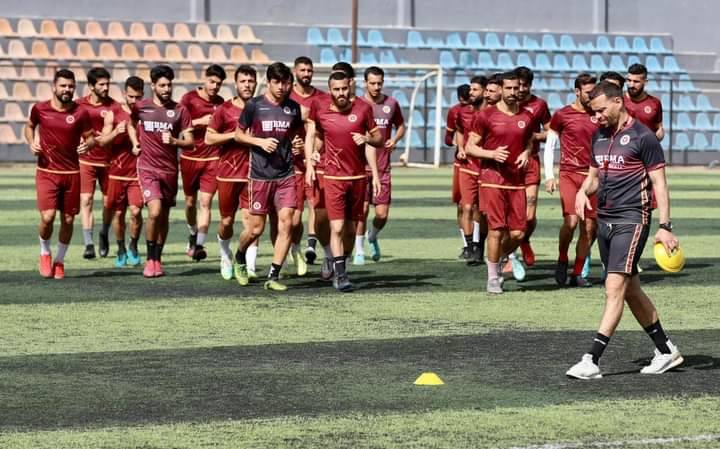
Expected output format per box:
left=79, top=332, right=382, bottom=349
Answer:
left=659, top=222, right=673, bottom=232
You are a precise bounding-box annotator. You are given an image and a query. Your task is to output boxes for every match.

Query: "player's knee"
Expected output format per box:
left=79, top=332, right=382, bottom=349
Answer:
left=185, top=196, right=196, bottom=208
left=80, top=196, right=93, bottom=208
left=61, top=213, right=75, bottom=226
left=565, top=215, right=579, bottom=229
left=40, top=210, right=56, bottom=224
left=509, top=230, right=525, bottom=242
left=462, top=203, right=473, bottom=214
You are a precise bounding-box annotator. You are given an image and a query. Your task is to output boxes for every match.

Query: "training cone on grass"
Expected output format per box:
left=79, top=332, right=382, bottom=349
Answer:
left=414, top=372, right=444, bottom=386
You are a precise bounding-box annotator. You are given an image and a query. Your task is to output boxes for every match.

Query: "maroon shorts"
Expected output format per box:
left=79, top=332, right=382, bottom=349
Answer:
left=324, top=177, right=367, bottom=222
left=138, top=168, right=178, bottom=207
left=311, top=172, right=326, bottom=209
left=366, top=172, right=392, bottom=206
left=481, top=186, right=527, bottom=231
left=524, top=156, right=541, bottom=186
left=459, top=169, right=480, bottom=208
left=180, top=157, right=218, bottom=196
left=217, top=180, right=249, bottom=217
left=248, top=176, right=297, bottom=216
left=105, top=178, right=143, bottom=212
left=79, top=163, right=109, bottom=195
left=451, top=164, right=461, bottom=204
left=36, top=169, right=81, bottom=215
left=559, top=170, right=597, bottom=219
left=295, top=173, right=306, bottom=212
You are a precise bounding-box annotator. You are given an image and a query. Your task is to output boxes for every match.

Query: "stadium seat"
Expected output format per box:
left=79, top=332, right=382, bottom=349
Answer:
left=380, top=49, right=398, bottom=65
left=645, top=56, right=663, bottom=72
left=0, top=64, right=18, bottom=80
left=0, top=83, right=9, bottom=102
left=108, top=84, right=122, bottom=99
left=251, top=48, right=270, bottom=63
left=548, top=93, right=563, bottom=110
left=195, top=23, right=215, bottom=42
left=360, top=52, right=379, bottom=65
left=695, top=113, right=712, bottom=130
left=677, top=95, right=695, bottom=111
left=712, top=133, right=720, bottom=150
left=559, top=34, right=577, bottom=51
left=85, top=21, right=105, bottom=39
left=410, top=129, right=423, bottom=147
left=484, top=32, right=502, bottom=49
left=590, top=55, right=608, bottom=72
left=53, top=41, right=74, bottom=59
left=230, top=46, right=249, bottom=62
left=426, top=36, right=444, bottom=49
left=152, top=23, right=172, bottom=40
left=661, top=94, right=671, bottom=110
left=534, top=54, right=552, bottom=71
left=541, top=34, right=558, bottom=51
left=186, top=44, right=207, bottom=62
left=465, top=32, right=482, bottom=49
left=696, top=94, right=714, bottom=112
left=41, top=19, right=61, bottom=37
left=111, top=63, right=131, bottom=81
left=477, top=52, right=494, bottom=69
left=614, top=36, right=631, bottom=52
left=663, top=56, right=682, bottom=73
left=565, top=92, right=575, bottom=105
left=674, top=132, right=690, bottom=150
left=439, top=51, right=457, bottom=68
left=107, top=22, right=128, bottom=40
left=534, top=78, right=549, bottom=91
left=627, top=54, right=641, bottom=66
left=428, top=108, right=446, bottom=127
left=553, top=54, right=571, bottom=71
left=411, top=110, right=425, bottom=127
left=3, top=103, right=25, bottom=121
left=516, top=53, right=533, bottom=69
left=120, top=43, right=140, bottom=60
left=99, top=42, right=121, bottom=60
left=9, top=40, right=30, bottom=58
left=368, top=29, right=389, bottom=47
left=327, top=28, right=347, bottom=46
left=550, top=77, right=567, bottom=91
left=673, top=74, right=696, bottom=92
left=237, top=26, right=260, bottom=43
left=319, top=48, right=336, bottom=65
left=446, top=32, right=465, bottom=49
left=392, top=90, right=409, bottom=107
left=523, top=36, right=540, bottom=51
left=572, top=54, right=589, bottom=71
left=174, top=85, right=189, bottom=98
left=407, top=30, right=425, bottom=48
left=458, top=51, right=474, bottom=68
left=632, top=36, right=649, bottom=53
left=503, top=33, right=521, bottom=50
left=144, top=43, right=163, bottom=61
left=62, top=20, right=83, bottom=39
left=0, top=18, right=13, bottom=36
left=498, top=53, right=514, bottom=70
left=173, top=22, right=193, bottom=41
left=178, top=65, right=198, bottom=83
left=35, top=82, right=52, bottom=100
left=596, top=36, right=612, bottom=51
left=307, top=27, right=324, bottom=45
left=650, top=37, right=667, bottom=53
left=0, top=125, right=20, bottom=144
left=134, top=64, right=150, bottom=80
left=76, top=41, right=96, bottom=60
left=215, top=24, right=235, bottom=42
left=17, top=19, right=37, bottom=37
left=353, top=30, right=367, bottom=46
left=609, top=55, right=625, bottom=72
left=692, top=133, right=709, bottom=150
left=674, top=112, right=692, bottom=130
left=129, top=22, right=150, bottom=40
left=208, top=44, right=228, bottom=61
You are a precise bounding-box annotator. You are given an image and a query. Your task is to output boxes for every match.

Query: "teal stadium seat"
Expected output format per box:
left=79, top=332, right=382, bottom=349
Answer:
left=627, top=54, right=642, bottom=66
left=614, top=36, right=631, bottom=52
left=320, top=48, right=336, bottom=65
left=650, top=37, right=667, bottom=53
left=465, top=32, right=483, bottom=49
left=541, top=34, right=559, bottom=51
left=693, top=133, right=709, bottom=150
left=548, top=93, right=563, bottom=110
left=550, top=77, right=567, bottom=90
left=498, top=53, right=514, bottom=70
left=559, top=34, right=577, bottom=51
left=645, top=56, right=662, bottom=72
left=596, top=36, right=612, bottom=51
left=663, top=56, right=681, bottom=73
left=446, top=32, right=465, bottom=49
left=360, top=52, right=378, bottom=65
left=516, top=53, right=533, bottom=69
left=523, top=36, right=540, bottom=51
left=674, top=112, right=692, bottom=130
left=591, top=55, right=608, bottom=72
left=674, top=132, right=690, bottom=150
left=392, top=90, right=409, bottom=107
left=677, top=95, right=695, bottom=111
left=368, top=29, right=387, bottom=47
left=633, top=37, right=649, bottom=53
left=572, top=54, right=589, bottom=71
left=504, top=33, right=522, bottom=50
left=327, top=28, right=347, bottom=45
left=553, top=54, right=571, bottom=71
left=459, top=51, right=475, bottom=68
left=674, top=74, right=696, bottom=92
left=695, top=113, right=712, bottom=130
left=609, top=55, right=625, bottom=72
left=407, top=30, right=425, bottom=48
left=534, top=54, right=552, bottom=71
left=696, top=95, right=714, bottom=112
left=411, top=110, right=425, bottom=128
left=485, top=32, right=502, bottom=49
left=426, top=36, right=445, bottom=49
left=380, top=50, right=398, bottom=65
left=477, top=52, right=495, bottom=69
left=307, top=27, right=324, bottom=45
left=439, top=51, right=457, bottom=68
left=711, top=133, right=720, bottom=150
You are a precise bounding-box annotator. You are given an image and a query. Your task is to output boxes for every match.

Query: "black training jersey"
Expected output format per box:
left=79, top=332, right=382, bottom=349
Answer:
left=591, top=118, right=665, bottom=225
left=238, top=95, right=303, bottom=181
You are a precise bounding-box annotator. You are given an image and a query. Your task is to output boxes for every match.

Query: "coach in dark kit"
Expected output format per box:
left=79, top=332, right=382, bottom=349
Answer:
left=566, top=81, right=683, bottom=379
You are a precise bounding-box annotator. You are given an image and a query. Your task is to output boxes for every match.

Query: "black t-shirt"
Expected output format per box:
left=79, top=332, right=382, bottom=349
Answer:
left=591, top=119, right=665, bottom=225
left=238, top=95, right=303, bottom=181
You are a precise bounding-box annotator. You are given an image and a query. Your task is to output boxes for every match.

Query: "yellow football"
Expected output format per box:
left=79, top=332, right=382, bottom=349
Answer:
left=653, top=242, right=685, bottom=273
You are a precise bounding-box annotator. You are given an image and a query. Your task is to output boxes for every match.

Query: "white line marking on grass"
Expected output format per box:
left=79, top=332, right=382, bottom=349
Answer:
left=501, top=434, right=720, bottom=449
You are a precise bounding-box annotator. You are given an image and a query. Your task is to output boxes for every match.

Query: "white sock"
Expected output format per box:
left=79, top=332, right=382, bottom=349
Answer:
left=217, top=235, right=232, bottom=261
left=508, top=252, right=517, bottom=260
left=368, top=226, right=380, bottom=241
left=39, top=237, right=51, bottom=256
left=187, top=224, right=197, bottom=235
left=55, top=242, right=69, bottom=263
left=459, top=228, right=467, bottom=247
left=197, top=232, right=207, bottom=246
left=323, top=244, right=333, bottom=258
left=246, top=244, right=258, bottom=271
left=355, top=235, right=365, bottom=254
left=473, top=221, right=480, bottom=243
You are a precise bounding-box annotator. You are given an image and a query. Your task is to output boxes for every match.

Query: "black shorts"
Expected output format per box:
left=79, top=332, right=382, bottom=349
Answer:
left=598, top=222, right=650, bottom=276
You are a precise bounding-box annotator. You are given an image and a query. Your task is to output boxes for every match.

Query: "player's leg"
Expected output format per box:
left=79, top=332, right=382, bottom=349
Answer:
left=367, top=172, right=391, bottom=262
left=451, top=165, right=467, bottom=258
left=266, top=207, right=294, bottom=290
left=216, top=180, right=238, bottom=280
left=79, top=164, right=97, bottom=259
left=234, top=212, right=266, bottom=286
left=106, top=179, right=125, bottom=267
left=569, top=217, right=596, bottom=287
left=326, top=179, right=353, bottom=291
left=52, top=174, right=81, bottom=279
left=192, top=189, right=214, bottom=262
left=520, top=182, right=538, bottom=266
left=38, top=209, right=56, bottom=278
left=288, top=174, right=307, bottom=276
left=125, top=181, right=144, bottom=266
left=180, top=158, right=199, bottom=258
left=112, top=207, right=127, bottom=267
left=354, top=199, right=370, bottom=265
left=304, top=181, right=318, bottom=264
left=556, top=214, right=578, bottom=285
left=459, top=171, right=475, bottom=260
left=501, top=189, right=527, bottom=281
left=482, top=187, right=506, bottom=294
left=97, top=168, right=112, bottom=258
left=143, top=199, right=163, bottom=277
left=36, top=170, right=58, bottom=277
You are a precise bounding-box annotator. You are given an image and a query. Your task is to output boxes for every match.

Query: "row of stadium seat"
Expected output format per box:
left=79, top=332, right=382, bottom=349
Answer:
left=307, top=27, right=669, bottom=54
left=0, top=39, right=269, bottom=63
left=0, top=18, right=260, bottom=44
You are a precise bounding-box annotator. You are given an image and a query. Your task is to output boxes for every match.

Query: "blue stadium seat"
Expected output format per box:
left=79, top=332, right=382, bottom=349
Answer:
left=454, top=74, right=470, bottom=86
left=477, top=52, right=495, bottom=69
left=559, top=34, right=577, bottom=51
left=695, top=113, right=712, bottom=130
left=645, top=56, right=663, bottom=72
left=446, top=32, right=465, bottom=49
left=327, top=27, right=347, bottom=45
left=572, top=54, right=589, bottom=71
left=523, top=36, right=540, bottom=50
left=516, top=53, right=533, bottom=69
left=609, top=55, right=625, bottom=72
left=368, top=29, right=388, bottom=47
left=354, top=30, right=367, bottom=46
left=459, top=51, right=475, bottom=68
left=426, top=36, right=445, bottom=48
left=504, top=33, right=522, bottom=50
left=693, top=133, right=709, bottom=150
left=674, top=132, right=690, bottom=150
left=553, top=54, right=571, bottom=71
left=712, top=133, right=720, bottom=150
left=548, top=93, right=563, bottom=110
left=428, top=109, right=446, bottom=127
left=661, top=94, right=671, bottom=110
left=677, top=95, right=695, bottom=111
left=614, top=36, right=631, bottom=52
left=485, top=32, right=502, bottom=49
left=673, top=74, right=696, bottom=92
left=497, top=52, right=514, bottom=70
left=663, top=56, right=682, bottom=73
left=466, top=32, right=483, bottom=49
left=596, top=36, right=612, bottom=52
left=534, top=54, right=552, bottom=71
left=632, top=36, right=649, bottom=53
left=411, top=110, right=425, bottom=128
left=541, top=34, right=558, bottom=51
left=696, top=94, right=714, bottom=112
left=550, top=77, right=567, bottom=91
left=627, top=54, right=641, bottom=67
left=658, top=79, right=671, bottom=92
left=647, top=79, right=661, bottom=92
left=714, top=114, right=720, bottom=130
left=439, top=51, right=457, bottom=68
left=380, top=50, right=398, bottom=65
left=319, top=48, right=336, bottom=65
left=407, top=30, right=425, bottom=48
left=392, top=90, right=409, bottom=107
left=534, top=78, right=549, bottom=91
left=360, top=52, right=378, bottom=65
left=590, top=55, right=608, bottom=72
left=307, top=27, right=324, bottom=45
left=410, top=129, right=423, bottom=147
left=650, top=37, right=667, bottom=53
left=566, top=92, right=575, bottom=105
left=674, top=112, right=693, bottom=130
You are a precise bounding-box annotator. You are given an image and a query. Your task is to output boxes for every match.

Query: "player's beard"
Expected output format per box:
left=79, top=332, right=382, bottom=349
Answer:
left=298, top=76, right=312, bottom=87
left=158, top=92, right=171, bottom=103
left=56, top=92, right=73, bottom=104
left=628, top=87, right=643, bottom=98
left=333, top=95, right=349, bottom=109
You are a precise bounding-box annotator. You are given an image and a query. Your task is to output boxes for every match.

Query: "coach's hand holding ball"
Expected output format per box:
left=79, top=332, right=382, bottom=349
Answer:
left=654, top=225, right=684, bottom=272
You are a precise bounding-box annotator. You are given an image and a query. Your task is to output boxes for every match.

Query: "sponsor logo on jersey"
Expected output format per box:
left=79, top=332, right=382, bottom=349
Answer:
left=518, top=120, right=526, bottom=129
left=595, top=154, right=626, bottom=169
left=382, top=105, right=391, bottom=114
left=283, top=106, right=292, bottom=115
left=166, top=110, right=176, bottom=118
left=252, top=201, right=261, bottom=210
left=644, top=106, right=652, bottom=114
left=348, top=114, right=357, bottom=123
left=65, top=115, right=75, bottom=124
left=620, top=135, right=631, bottom=146
left=143, top=189, right=152, bottom=198
left=261, top=120, right=292, bottom=132
left=143, top=121, right=174, bottom=132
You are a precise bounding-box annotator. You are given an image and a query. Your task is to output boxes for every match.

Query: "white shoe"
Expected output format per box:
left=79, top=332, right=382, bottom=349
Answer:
left=486, top=277, right=503, bottom=294
left=641, top=342, right=683, bottom=374
left=566, top=354, right=602, bottom=379
left=220, top=258, right=233, bottom=280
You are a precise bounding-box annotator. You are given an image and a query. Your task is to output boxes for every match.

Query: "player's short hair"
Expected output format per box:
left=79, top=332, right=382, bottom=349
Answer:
left=599, top=71, right=625, bottom=88
left=513, top=66, right=534, bottom=84
left=501, top=71, right=519, bottom=85
left=150, top=65, right=175, bottom=83
left=266, top=62, right=292, bottom=83
left=574, top=73, right=597, bottom=89
left=589, top=80, right=623, bottom=100
left=234, top=65, right=257, bottom=81
left=125, top=76, right=144, bottom=92
left=364, top=66, right=384, bottom=80
left=486, top=73, right=503, bottom=86
left=87, top=67, right=111, bottom=86
left=328, top=71, right=350, bottom=86
left=205, top=64, right=227, bottom=81
left=470, top=75, right=488, bottom=87
left=53, top=69, right=75, bottom=83
left=331, top=61, right=355, bottom=78
left=627, top=63, right=648, bottom=78
left=294, top=56, right=313, bottom=67
left=456, top=84, right=470, bottom=101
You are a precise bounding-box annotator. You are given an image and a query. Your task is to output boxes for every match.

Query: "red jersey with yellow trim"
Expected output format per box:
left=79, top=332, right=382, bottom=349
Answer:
left=29, top=100, right=92, bottom=173
left=624, top=93, right=662, bottom=132
left=456, top=104, right=482, bottom=174
left=310, top=97, right=377, bottom=179
left=208, top=98, right=249, bottom=181
left=472, top=105, right=534, bottom=187
left=108, top=107, right=138, bottom=179
left=77, top=96, right=120, bottom=166
left=179, top=89, right=224, bottom=160
left=549, top=105, right=600, bottom=174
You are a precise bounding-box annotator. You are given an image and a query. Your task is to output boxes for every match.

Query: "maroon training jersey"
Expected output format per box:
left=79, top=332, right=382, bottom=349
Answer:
left=521, top=94, right=551, bottom=155
left=624, top=93, right=663, bottom=132
left=133, top=98, right=193, bottom=174
left=591, top=118, right=665, bottom=224
left=180, top=89, right=224, bottom=160
left=365, top=94, right=404, bottom=173
left=289, top=86, right=328, bottom=174
left=108, top=107, right=138, bottom=179
left=472, top=105, right=534, bottom=188
left=208, top=98, right=249, bottom=181
left=29, top=100, right=92, bottom=173
left=456, top=104, right=482, bottom=173
left=77, top=96, right=119, bottom=166
left=549, top=105, right=601, bottom=174
left=310, top=98, right=377, bottom=179
left=445, top=102, right=463, bottom=148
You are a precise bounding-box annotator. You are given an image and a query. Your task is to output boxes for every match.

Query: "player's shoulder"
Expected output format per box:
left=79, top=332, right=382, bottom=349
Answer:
left=383, top=94, right=401, bottom=109
left=647, top=94, right=662, bottom=107
left=630, top=119, right=657, bottom=139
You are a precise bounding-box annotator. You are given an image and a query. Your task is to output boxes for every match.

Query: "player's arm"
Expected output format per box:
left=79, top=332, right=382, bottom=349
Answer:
left=303, top=119, right=317, bottom=185
left=97, top=110, right=127, bottom=147
left=192, top=114, right=212, bottom=128
left=78, top=114, right=97, bottom=154
left=533, top=120, right=550, bottom=143
left=386, top=123, right=405, bottom=151
left=205, top=126, right=234, bottom=145
left=655, top=122, right=665, bottom=142
left=358, top=127, right=383, bottom=147
left=167, top=128, right=194, bottom=148
left=465, top=132, right=510, bottom=163
left=543, top=129, right=559, bottom=193
left=233, top=128, right=276, bottom=152
left=574, top=166, right=599, bottom=220
left=364, top=128, right=382, bottom=197
left=648, top=166, right=677, bottom=252
left=24, top=114, right=42, bottom=156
